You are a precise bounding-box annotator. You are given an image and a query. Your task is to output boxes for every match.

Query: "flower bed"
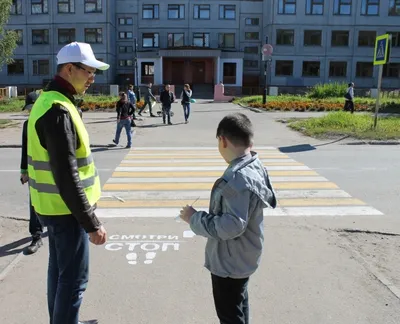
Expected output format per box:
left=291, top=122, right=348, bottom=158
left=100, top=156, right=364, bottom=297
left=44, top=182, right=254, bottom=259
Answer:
left=80, top=100, right=145, bottom=111
left=248, top=100, right=371, bottom=112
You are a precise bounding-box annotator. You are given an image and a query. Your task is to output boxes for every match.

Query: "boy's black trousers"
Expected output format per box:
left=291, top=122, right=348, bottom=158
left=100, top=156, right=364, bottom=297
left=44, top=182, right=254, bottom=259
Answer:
left=211, top=274, right=249, bottom=324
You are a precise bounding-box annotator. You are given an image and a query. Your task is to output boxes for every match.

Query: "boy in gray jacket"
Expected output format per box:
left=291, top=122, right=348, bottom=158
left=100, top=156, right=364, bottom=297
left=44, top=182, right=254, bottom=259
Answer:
left=179, top=113, right=277, bottom=324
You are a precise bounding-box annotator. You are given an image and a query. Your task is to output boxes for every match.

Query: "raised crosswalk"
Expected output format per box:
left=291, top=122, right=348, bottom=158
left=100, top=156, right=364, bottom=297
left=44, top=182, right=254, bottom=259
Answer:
left=96, top=147, right=383, bottom=218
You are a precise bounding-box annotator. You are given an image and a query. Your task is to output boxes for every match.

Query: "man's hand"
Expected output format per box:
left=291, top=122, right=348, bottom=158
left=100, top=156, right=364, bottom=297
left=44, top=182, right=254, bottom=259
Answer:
left=179, top=205, right=197, bottom=224
left=20, top=173, right=29, bottom=184
left=89, top=225, right=107, bottom=245
left=117, top=118, right=120, bottom=123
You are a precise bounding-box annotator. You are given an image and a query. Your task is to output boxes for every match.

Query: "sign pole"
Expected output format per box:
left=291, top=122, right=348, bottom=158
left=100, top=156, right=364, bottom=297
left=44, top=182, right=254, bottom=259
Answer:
left=374, top=64, right=383, bottom=129
left=261, top=44, right=273, bottom=105
left=263, top=58, right=267, bottom=104
left=372, top=33, right=390, bottom=130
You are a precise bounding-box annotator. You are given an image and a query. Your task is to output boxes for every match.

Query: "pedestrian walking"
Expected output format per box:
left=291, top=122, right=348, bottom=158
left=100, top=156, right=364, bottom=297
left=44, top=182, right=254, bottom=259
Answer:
left=27, top=41, right=108, bottom=324
left=139, top=82, right=157, bottom=117
left=159, top=84, right=175, bottom=125
left=181, top=84, right=192, bottom=124
left=344, top=82, right=355, bottom=114
left=20, top=91, right=43, bottom=255
left=127, top=84, right=137, bottom=105
left=113, top=92, right=135, bottom=148
left=179, top=113, right=277, bottom=324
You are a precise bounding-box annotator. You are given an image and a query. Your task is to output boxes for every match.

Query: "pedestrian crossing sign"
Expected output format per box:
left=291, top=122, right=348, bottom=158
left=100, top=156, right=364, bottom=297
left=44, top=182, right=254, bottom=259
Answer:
left=373, top=34, right=390, bottom=65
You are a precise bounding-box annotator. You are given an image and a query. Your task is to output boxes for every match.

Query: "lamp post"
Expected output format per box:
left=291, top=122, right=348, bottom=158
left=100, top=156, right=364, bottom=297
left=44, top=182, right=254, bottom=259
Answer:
left=134, top=37, right=141, bottom=101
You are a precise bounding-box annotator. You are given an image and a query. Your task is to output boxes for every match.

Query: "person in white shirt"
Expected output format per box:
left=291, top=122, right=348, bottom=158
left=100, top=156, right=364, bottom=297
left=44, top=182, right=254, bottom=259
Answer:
left=344, top=82, right=355, bottom=113
left=181, top=84, right=193, bottom=124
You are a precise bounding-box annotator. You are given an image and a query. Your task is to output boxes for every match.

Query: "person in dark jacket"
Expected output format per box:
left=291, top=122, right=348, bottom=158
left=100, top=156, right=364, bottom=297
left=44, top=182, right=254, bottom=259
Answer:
left=28, top=42, right=108, bottom=324
left=20, top=91, right=43, bottom=255
left=181, top=83, right=193, bottom=124
left=112, top=92, right=135, bottom=148
left=139, top=82, right=157, bottom=117
left=159, top=84, right=175, bottom=125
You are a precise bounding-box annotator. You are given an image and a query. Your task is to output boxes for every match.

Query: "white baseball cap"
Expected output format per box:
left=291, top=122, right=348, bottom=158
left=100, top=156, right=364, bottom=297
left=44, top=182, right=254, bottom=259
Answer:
left=57, top=42, right=110, bottom=71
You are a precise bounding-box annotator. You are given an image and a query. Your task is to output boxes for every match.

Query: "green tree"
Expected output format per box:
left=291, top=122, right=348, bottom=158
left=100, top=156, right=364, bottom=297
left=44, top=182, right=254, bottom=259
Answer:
left=0, top=0, right=18, bottom=69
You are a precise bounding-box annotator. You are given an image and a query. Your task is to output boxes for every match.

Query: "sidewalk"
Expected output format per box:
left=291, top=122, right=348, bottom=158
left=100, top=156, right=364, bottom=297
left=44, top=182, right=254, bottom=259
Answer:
left=0, top=112, right=121, bottom=147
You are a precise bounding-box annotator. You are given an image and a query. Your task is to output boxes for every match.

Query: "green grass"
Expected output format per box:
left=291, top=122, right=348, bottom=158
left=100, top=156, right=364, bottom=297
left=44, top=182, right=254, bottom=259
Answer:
left=0, top=98, right=25, bottom=113
left=307, top=82, right=348, bottom=99
left=288, top=112, right=400, bottom=140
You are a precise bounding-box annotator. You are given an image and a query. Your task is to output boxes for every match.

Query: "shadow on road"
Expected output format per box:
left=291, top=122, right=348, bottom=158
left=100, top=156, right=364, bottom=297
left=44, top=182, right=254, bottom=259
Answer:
left=278, top=136, right=350, bottom=153
left=0, top=232, right=48, bottom=258
left=86, top=120, right=114, bottom=124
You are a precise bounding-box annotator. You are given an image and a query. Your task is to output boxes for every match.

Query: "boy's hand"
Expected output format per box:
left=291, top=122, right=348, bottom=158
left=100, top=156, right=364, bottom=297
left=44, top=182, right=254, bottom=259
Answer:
left=179, top=205, right=197, bottom=223
left=20, top=173, right=29, bottom=184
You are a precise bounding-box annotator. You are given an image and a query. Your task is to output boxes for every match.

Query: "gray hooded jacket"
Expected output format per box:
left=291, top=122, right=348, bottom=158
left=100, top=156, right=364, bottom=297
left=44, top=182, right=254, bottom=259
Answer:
left=190, top=152, right=277, bottom=279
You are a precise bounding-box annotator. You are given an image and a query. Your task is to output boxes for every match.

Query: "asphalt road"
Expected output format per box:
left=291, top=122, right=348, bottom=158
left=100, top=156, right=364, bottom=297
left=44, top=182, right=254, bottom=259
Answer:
left=1, top=103, right=400, bottom=323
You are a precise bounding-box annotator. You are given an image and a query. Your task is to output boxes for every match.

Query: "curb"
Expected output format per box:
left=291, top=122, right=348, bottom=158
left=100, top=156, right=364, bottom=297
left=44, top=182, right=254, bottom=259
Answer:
left=345, top=140, right=400, bottom=146
left=0, top=144, right=112, bottom=149
left=237, top=103, right=265, bottom=113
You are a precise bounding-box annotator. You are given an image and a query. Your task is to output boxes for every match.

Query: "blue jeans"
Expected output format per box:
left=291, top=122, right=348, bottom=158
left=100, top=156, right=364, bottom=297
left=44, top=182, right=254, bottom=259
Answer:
left=114, top=118, right=132, bottom=147
left=182, top=103, right=191, bottom=121
left=39, top=215, right=89, bottom=324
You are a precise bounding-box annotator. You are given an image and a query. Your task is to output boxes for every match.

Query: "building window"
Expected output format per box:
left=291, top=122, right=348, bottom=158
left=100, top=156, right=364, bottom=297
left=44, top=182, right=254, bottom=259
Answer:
left=219, top=5, right=236, bottom=19
left=10, top=0, right=22, bottom=15
left=142, top=33, right=159, bottom=48
left=119, top=32, right=133, bottom=39
left=361, top=0, right=379, bottom=15
left=85, top=0, right=102, bottom=13
left=383, top=63, right=400, bottom=78
left=223, top=63, right=236, bottom=84
left=276, top=29, right=294, bottom=45
left=119, top=60, right=133, bottom=67
left=389, top=0, right=400, bottom=15
left=388, top=32, right=400, bottom=47
left=244, top=60, right=258, bottom=68
left=143, top=4, right=159, bottom=19
left=58, top=29, right=75, bottom=44
left=245, top=32, right=259, bottom=41
left=8, top=59, right=24, bottom=75
left=119, top=46, right=133, bottom=53
left=356, top=62, right=373, bottom=77
left=193, top=33, right=209, bottom=47
left=194, top=4, right=210, bottom=19
left=275, top=60, right=293, bottom=76
left=306, top=0, right=324, bottom=14
left=32, top=29, right=49, bottom=45
left=31, top=0, right=48, bottom=14
left=85, top=28, right=102, bottom=43
left=58, top=0, right=74, bottom=13
left=304, top=30, right=322, bottom=46
left=244, top=46, right=258, bottom=54
left=15, top=30, right=23, bottom=45
left=168, top=33, right=184, bottom=47
left=302, top=61, right=320, bottom=77
left=278, top=0, right=296, bottom=14
left=245, top=18, right=259, bottom=25
left=218, top=33, right=235, bottom=48
left=168, top=4, right=185, bottom=19
left=331, top=30, right=349, bottom=46
left=119, top=18, right=133, bottom=25
left=358, top=31, right=376, bottom=46
left=334, top=0, right=351, bottom=15
left=33, top=59, right=49, bottom=75
left=141, top=62, right=154, bottom=76
left=329, top=62, right=347, bottom=77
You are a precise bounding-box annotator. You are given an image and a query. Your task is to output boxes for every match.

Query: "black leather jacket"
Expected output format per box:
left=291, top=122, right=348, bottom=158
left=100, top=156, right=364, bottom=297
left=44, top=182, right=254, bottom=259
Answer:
left=32, top=76, right=101, bottom=233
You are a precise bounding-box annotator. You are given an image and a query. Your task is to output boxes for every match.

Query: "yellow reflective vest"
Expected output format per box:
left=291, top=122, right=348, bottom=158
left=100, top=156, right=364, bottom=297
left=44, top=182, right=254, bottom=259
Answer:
left=27, top=91, right=101, bottom=215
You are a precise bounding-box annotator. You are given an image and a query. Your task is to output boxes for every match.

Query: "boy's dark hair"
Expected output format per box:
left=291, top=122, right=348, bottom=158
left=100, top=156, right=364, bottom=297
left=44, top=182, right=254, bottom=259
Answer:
left=216, top=113, right=254, bottom=147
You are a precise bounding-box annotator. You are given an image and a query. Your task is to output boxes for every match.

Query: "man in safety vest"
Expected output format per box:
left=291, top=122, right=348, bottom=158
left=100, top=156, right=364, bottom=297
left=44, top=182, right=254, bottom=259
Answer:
left=27, top=42, right=108, bottom=324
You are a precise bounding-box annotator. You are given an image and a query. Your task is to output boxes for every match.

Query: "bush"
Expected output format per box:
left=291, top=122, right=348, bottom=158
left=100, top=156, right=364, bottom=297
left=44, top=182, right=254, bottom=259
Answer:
left=307, top=82, right=348, bottom=99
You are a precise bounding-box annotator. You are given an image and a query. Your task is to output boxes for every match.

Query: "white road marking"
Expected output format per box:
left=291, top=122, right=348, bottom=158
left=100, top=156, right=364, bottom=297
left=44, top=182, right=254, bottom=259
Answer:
left=100, top=189, right=353, bottom=200
left=121, top=158, right=293, bottom=163
left=96, top=206, right=383, bottom=218
left=106, top=176, right=328, bottom=183
left=116, top=166, right=311, bottom=172
left=129, top=146, right=276, bottom=150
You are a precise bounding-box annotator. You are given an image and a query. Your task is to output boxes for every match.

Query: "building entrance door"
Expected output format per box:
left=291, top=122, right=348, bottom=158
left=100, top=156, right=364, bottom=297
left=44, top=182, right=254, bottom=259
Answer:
left=171, top=61, right=185, bottom=85
left=192, top=61, right=205, bottom=84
